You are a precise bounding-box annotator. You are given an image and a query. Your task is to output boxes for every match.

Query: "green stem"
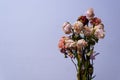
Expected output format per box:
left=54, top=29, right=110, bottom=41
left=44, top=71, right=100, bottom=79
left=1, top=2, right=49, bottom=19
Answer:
left=76, top=48, right=93, bottom=80
left=76, top=54, right=81, bottom=80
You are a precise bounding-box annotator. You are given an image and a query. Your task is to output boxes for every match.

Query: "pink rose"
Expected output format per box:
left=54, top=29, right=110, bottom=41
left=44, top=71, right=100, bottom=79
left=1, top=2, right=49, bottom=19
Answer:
left=94, top=29, right=105, bottom=39
left=86, top=8, right=95, bottom=20
left=62, top=22, right=72, bottom=34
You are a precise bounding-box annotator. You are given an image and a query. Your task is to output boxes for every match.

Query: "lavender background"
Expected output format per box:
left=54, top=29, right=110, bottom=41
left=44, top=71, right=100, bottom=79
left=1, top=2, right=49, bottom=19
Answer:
left=0, top=0, right=120, bottom=80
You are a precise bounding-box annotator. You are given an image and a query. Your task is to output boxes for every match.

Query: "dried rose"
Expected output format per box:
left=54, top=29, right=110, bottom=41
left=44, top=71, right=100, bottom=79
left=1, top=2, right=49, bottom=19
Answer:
left=58, top=36, right=68, bottom=49
left=73, top=21, right=84, bottom=34
left=65, top=39, right=76, bottom=49
left=86, top=8, right=95, bottom=20
left=62, top=22, right=72, bottom=34
left=83, top=26, right=93, bottom=36
left=90, top=17, right=101, bottom=26
left=77, top=16, right=89, bottom=26
left=94, top=24, right=104, bottom=30
left=77, top=39, right=88, bottom=49
left=94, top=29, right=105, bottom=39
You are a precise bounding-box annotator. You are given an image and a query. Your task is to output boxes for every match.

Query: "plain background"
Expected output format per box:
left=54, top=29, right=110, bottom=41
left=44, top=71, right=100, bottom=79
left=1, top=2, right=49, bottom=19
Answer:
left=0, top=0, right=120, bottom=80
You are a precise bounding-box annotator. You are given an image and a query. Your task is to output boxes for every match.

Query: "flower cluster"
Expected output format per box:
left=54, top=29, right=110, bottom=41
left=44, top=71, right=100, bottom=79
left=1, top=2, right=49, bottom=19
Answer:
left=58, top=8, right=105, bottom=58
left=58, top=8, right=105, bottom=80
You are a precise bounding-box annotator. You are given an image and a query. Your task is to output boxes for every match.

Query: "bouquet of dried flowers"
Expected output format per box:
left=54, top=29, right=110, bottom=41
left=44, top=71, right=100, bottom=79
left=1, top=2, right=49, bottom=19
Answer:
left=58, top=8, right=105, bottom=80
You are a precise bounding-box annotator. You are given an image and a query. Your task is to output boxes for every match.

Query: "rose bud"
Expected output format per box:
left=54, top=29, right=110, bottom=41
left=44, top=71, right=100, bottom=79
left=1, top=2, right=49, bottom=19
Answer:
left=86, top=8, right=95, bottom=20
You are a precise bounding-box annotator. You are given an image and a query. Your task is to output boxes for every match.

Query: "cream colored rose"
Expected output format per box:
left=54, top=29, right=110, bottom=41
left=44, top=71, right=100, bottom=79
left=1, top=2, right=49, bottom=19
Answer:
left=94, top=24, right=104, bottom=30
left=83, top=26, right=93, bottom=36
left=65, top=39, right=76, bottom=49
left=77, top=39, right=87, bottom=49
left=73, top=21, right=84, bottom=34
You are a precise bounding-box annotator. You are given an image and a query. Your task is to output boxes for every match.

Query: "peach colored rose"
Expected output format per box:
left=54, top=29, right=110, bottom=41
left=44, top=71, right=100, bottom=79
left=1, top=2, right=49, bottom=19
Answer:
left=58, top=36, right=69, bottom=49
